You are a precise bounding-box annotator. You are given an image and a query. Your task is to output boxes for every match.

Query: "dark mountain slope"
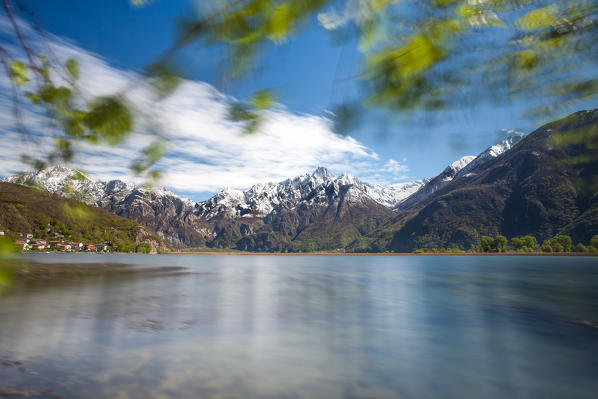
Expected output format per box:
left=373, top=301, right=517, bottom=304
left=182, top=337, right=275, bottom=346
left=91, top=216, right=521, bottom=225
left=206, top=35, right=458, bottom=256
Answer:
left=365, top=109, right=598, bottom=252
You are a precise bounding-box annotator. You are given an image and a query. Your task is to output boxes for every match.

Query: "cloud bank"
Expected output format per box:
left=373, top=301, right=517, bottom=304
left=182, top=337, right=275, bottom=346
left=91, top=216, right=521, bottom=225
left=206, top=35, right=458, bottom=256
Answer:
left=0, top=17, right=410, bottom=199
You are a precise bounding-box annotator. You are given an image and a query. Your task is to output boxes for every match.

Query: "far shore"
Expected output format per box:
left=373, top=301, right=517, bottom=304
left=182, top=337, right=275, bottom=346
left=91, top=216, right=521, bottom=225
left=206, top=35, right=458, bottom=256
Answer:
left=11, top=250, right=597, bottom=256
left=170, top=251, right=598, bottom=256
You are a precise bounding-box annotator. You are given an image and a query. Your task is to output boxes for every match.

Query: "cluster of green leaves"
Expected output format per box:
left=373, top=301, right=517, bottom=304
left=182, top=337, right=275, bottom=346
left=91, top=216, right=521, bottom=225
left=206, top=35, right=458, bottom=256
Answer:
left=413, top=234, right=598, bottom=253
left=550, top=114, right=598, bottom=164
left=9, top=51, right=178, bottom=181
left=570, top=236, right=598, bottom=253
left=177, top=0, right=328, bottom=75
left=510, top=235, right=538, bottom=252
left=540, top=234, right=572, bottom=252
left=9, top=57, right=134, bottom=168
left=6, top=0, right=598, bottom=177
left=162, top=0, right=598, bottom=128
left=227, top=89, right=275, bottom=133
left=165, top=0, right=327, bottom=132
left=479, top=235, right=508, bottom=252
left=480, top=234, right=597, bottom=253
left=362, top=1, right=598, bottom=117
left=538, top=234, right=597, bottom=252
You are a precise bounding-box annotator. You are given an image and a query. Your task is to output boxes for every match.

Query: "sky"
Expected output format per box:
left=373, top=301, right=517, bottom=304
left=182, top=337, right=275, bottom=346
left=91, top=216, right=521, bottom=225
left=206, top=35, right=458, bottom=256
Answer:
left=1, top=0, right=597, bottom=201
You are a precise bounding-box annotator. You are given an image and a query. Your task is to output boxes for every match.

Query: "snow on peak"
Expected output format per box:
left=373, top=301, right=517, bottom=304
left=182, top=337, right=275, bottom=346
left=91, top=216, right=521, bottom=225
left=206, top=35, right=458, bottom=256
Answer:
left=312, top=166, right=333, bottom=179
left=363, top=179, right=429, bottom=209
left=194, top=167, right=428, bottom=218
left=1, top=165, right=109, bottom=203
left=455, top=135, right=523, bottom=179
left=338, top=173, right=359, bottom=186
left=1, top=165, right=198, bottom=208
left=486, top=135, right=522, bottom=158
left=448, top=155, right=476, bottom=173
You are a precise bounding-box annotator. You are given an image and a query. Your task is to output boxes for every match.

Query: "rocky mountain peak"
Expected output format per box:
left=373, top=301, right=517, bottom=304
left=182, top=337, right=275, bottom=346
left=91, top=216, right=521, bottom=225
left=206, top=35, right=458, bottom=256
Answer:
left=455, top=135, right=523, bottom=179
left=445, top=155, right=476, bottom=175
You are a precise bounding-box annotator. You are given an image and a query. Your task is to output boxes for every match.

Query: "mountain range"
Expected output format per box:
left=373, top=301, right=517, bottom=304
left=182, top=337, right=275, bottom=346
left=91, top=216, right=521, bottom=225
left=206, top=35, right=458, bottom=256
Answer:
left=2, top=109, right=597, bottom=252
left=2, top=165, right=428, bottom=250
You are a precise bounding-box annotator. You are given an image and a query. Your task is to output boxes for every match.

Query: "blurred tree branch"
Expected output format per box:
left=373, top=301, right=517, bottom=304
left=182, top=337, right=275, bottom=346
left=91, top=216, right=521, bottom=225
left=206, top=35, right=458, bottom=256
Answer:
left=1, top=0, right=597, bottom=174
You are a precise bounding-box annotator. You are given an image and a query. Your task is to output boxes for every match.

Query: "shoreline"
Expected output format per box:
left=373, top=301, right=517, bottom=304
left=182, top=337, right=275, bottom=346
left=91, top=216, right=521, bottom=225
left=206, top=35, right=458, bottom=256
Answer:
left=170, top=251, right=598, bottom=256
left=11, top=251, right=598, bottom=256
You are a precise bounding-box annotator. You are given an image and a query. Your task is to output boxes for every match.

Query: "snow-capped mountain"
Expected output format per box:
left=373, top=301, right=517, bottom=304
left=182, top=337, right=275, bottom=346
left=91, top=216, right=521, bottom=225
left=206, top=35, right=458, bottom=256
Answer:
left=398, top=136, right=524, bottom=210
left=398, top=155, right=476, bottom=209
left=1, top=165, right=425, bottom=249
left=455, top=135, right=523, bottom=179
left=0, top=133, right=521, bottom=250
left=195, top=167, right=427, bottom=218
left=445, top=156, right=477, bottom=178
left=376, top=109, right=598, bottom=252
left=1, top=165, right=196, bottom=208
left=1, top=165, right=117, bottom=203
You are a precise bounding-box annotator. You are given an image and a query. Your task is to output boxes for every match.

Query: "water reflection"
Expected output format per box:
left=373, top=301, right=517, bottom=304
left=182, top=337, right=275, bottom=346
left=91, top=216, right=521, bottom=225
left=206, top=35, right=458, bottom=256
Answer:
left=0, top=255, right=597, bottom=398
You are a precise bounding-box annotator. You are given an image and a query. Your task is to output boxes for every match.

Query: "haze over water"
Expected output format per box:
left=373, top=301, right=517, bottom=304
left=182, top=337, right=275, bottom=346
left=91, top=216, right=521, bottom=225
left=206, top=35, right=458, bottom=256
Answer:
left=1, top=254, right=597, bottom=398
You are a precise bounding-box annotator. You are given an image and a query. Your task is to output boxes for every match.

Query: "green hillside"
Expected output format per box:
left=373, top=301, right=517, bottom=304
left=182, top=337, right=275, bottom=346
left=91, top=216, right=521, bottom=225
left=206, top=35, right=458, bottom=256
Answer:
left=0, top=182, right=168, bottom=253
left=359, top=109, right=598, bottom=252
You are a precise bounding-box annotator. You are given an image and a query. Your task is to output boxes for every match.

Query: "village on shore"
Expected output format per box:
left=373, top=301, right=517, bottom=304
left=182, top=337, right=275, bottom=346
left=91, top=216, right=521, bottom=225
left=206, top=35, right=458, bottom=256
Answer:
left=0, top=230, right=110, bottom=252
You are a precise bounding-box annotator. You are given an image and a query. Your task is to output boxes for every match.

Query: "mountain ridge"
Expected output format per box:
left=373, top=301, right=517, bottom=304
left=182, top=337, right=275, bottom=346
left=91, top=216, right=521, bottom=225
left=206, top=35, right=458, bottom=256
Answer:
left=2, top=165, right=428, bottom=249
left=362, top=109, right=598, bottom=252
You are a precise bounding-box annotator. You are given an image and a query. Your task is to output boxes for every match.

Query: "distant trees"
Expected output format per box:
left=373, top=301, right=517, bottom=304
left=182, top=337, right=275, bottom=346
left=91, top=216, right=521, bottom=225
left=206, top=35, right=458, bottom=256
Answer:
left=413, top=247, right=464, bottom=254
left=418, top=234, right=598, bottom=254
left=541, top=235, right=573, bottom=252
left=510, top=236, right=538, bottom=252
left=479, top=235, right=507, bottom=252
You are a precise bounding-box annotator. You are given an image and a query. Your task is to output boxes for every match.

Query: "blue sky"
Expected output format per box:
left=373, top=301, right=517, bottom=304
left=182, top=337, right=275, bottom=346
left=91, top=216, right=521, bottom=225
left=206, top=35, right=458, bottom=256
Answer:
left=2, top=0, right=597, bottom=200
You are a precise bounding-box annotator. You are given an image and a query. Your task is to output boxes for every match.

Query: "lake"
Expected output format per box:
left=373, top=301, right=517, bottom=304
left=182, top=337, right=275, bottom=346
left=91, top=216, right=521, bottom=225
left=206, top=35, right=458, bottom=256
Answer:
left=1, top=254, right=597, bottom=398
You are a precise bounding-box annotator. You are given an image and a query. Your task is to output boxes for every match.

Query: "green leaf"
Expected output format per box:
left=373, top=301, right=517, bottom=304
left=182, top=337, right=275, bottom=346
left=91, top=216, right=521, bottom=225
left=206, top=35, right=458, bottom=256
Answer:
left=227, top=103, right=260, bottom=134
left=142, top=141, right=166, bottom=165
left=131, top=160, right=143, bottom=174
left=38, top=85, right=73, bottom=106
left=516, top=5, right=558, bottom=31
left=268, top=3, right=293, bottom=41
left=65, top=58, right=80, bottom=80
left=249, top=89, right=274, bottom=109
left=73, top=170, right=87, bottom=181
left=9, top=60, right=28, bottom=86
left=24, top=91, right=40, bottom=103
left=149, top=169, right=162, bottom=181
left=147, top=64, right=180, bottom=98
left=83, top=97, right=134, bottom=145
left=0, top=236, right=17, bottom=255
left=20, top=154, right=46, bottom=171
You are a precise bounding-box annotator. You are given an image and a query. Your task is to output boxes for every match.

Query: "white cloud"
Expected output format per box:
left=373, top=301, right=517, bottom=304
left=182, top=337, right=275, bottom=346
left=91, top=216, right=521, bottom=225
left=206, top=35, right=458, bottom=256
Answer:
left=381, top=159, right=408, bottom=174
left=0, top=16, right=410, bottom=198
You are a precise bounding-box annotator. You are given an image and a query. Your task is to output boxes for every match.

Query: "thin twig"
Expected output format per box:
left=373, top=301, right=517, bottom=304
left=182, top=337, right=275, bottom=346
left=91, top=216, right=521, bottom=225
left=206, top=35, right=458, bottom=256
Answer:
left=2, top=0, right=42, bottom=74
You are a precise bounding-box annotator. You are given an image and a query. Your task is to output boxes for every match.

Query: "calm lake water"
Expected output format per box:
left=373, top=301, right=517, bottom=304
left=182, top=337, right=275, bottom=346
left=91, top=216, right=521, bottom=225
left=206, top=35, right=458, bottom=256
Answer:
left=1, top=254, right=597, bottom=398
